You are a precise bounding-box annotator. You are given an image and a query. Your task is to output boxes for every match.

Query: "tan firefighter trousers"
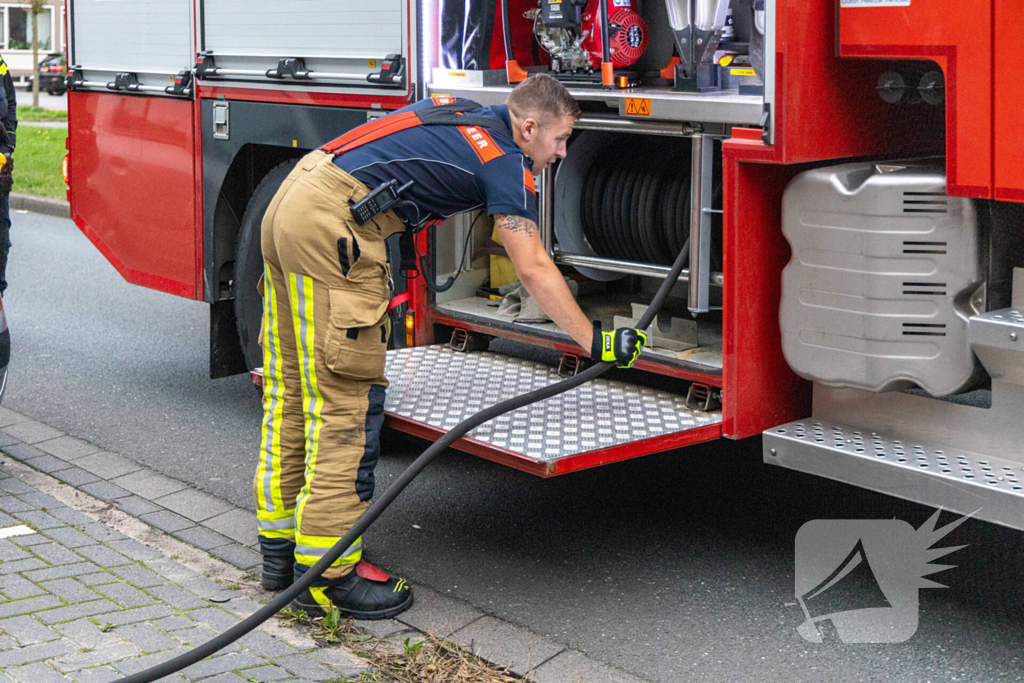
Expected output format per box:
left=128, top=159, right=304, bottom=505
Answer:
left=254, top=150, right=405, bottom=580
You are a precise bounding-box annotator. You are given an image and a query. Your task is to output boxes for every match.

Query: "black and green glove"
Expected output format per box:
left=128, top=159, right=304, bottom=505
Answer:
left=591, top=324, right=647, bottom=369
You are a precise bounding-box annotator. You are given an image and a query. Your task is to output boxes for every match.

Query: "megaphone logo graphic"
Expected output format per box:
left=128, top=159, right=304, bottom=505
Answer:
left=794, top=509, right=972, bottom=643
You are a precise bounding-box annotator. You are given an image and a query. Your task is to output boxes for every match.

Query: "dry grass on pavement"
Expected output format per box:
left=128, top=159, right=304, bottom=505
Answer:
left=278, top=607, right=533, bottom=683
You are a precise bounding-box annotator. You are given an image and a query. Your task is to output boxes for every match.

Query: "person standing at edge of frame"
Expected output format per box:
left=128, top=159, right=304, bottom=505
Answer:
left=0, top=53, right=16, bottom=297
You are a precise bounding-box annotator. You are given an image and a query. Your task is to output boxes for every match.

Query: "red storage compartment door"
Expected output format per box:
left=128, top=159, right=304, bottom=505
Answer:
left=838, top=0, right=994, bottom=200
left=66, top=0, right=200, bottom=299
left=197, top=0, right=414, bottom=108
left=994, top=0, right=1024, bottom=202
left=68, top=93, right=199, bottom=299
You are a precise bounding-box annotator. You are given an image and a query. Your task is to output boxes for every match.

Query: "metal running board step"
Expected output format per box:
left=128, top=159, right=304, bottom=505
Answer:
left=384, top=345, right=722, bottom=476
left=764, top=419, right=1024, bottom=530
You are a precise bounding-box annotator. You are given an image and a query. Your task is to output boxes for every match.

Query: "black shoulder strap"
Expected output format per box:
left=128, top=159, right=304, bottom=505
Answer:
left=415, top=100, right=512, bottom=138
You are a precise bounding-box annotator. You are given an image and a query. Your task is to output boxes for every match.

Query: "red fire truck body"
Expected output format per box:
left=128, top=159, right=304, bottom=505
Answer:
left=64, top=1, right=1024, bottom=529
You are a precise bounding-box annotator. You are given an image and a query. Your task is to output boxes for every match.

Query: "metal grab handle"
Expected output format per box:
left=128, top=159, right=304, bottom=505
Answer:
left=66, top=68, right=191, bottom=98
left=575, top=116, right=696, bottom=136
left=201, top=67, right=267, bottom=77
left=106, top=83, right=167, bottom=94
left=553, top=248, right=724, bottom=286
left=195, top=52, right=404, bottom=86
left=70, top=80, right=188, bottom=97
left=203, top=66, right=378, bottom=83
left=72, top=79, right=109, bottom=89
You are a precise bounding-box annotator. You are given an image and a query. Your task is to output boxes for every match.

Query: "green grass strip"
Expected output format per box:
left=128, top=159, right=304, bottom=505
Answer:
left=18, top=105, right=67, bottom=122
left=12, top=125, right=67, bottom=199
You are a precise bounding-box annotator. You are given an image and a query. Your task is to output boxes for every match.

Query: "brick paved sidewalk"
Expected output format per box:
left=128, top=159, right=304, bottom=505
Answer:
left=0, top=408, right=264, bottom=574
left=0, top=458, right=368, bottom=682
left=0, top=406, right=649, bottom=683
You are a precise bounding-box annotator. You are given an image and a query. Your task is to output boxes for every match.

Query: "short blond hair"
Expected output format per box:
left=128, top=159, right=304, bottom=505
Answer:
left=506, top=74, right=582, bottom=124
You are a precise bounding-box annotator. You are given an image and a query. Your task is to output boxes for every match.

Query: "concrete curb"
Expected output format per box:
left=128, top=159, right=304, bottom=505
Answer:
left=11, top=193, right=70, bottom=219
left=18, top=121, right=68, bottom=128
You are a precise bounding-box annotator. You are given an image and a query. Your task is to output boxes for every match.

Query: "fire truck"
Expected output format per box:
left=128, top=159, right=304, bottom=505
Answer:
left=64, top=0, right=1024, bottom=530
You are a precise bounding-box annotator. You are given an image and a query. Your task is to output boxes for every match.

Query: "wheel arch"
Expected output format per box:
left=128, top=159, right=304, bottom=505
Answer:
left=202, top=98, right=370, bottom=378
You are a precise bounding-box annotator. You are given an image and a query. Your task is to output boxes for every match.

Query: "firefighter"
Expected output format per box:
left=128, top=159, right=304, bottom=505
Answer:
left=0, top=53, right=15, bottom=294
left=256, top=74, right=648, bottom=619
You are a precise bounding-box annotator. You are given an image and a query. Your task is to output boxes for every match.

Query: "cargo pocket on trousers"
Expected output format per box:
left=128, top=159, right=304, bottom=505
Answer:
left=324, top=286, right=390, bottom=381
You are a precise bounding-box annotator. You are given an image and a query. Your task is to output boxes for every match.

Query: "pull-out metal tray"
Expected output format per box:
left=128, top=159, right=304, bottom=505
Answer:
left=383, top=345, right=722, bottom=476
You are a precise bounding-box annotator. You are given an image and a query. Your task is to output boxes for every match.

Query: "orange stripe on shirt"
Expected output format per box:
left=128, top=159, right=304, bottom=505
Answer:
left=323, top=111, right=420, bottom=153
left=458, top=126, right=505, bottom=164
left=524, top=168, right=536, bottom=194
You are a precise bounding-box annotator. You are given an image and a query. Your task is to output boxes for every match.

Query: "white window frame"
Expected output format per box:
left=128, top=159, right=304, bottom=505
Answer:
left=0, top=4, right=59, bottom=54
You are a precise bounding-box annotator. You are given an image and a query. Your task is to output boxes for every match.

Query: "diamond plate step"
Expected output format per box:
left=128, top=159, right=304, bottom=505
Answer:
left=384, top=345, right=722, bottom=474
left=970, top=306, right=1024, bottom=384
left=764, top=419, right=1024, bottom=530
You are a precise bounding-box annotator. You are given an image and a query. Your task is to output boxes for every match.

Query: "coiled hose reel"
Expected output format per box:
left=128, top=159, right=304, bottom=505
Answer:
left=556, top=131, right=722, bottom=275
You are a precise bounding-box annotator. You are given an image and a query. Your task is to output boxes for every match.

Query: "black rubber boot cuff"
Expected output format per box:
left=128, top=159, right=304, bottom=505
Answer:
left=258, top=538, right=295, bottom=591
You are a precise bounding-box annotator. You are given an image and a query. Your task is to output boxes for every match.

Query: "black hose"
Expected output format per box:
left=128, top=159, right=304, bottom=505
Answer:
left=581, top=152, right=691, bottom=267
left=577, top=137, right=725, bottom=269
left=500, top=0, right=514, bottom=63
left=418, top=212, right=484, bottom=294
left=115, top=242, right=693, bottom=683
left=600, top=0, right=612, bottom=66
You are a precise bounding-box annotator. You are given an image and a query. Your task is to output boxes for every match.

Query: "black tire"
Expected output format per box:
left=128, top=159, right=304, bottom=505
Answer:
left=234, top=158, right=299, bottom=371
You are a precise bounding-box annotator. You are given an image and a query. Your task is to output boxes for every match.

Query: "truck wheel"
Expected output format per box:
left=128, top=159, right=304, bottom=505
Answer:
left=234, top=158, right=299, bottom=371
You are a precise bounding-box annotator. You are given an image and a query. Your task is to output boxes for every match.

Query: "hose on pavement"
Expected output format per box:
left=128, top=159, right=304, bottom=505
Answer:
left=116, top=240, right=695, bottom=683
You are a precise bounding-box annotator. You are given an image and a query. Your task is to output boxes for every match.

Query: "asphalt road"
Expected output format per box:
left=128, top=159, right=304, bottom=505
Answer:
left=8, top=212, right=1024, bottom=682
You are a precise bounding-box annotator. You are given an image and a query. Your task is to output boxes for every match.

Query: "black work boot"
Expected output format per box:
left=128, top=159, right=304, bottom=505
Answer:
left=290, top=560, right=414, bottom=620
left=259, top=538, right=295, bottom=591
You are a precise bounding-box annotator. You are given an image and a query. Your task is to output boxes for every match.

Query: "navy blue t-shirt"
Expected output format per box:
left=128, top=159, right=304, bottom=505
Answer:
left=332, top=97, right=537, bottom=227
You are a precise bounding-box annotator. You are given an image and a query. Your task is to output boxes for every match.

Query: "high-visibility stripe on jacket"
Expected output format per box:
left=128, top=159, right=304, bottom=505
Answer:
left=321, top=99, right=511, bottom=156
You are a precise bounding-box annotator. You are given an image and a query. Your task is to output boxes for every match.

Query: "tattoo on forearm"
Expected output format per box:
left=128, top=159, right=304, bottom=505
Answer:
left=499, top=214, right=538, bottom=237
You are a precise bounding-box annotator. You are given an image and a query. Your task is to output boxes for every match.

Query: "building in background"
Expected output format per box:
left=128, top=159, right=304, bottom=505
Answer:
left=0, top=1, right=65, bottom=82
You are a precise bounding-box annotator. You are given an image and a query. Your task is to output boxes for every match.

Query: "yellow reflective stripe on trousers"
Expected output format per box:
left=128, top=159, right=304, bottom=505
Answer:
left=257, top=508, right=295, bottom=540
left=290, top=274, right=325, bottom=548
left=294, top=535, right=363, bottom=568
left=257, top=265, right=286, bottom=513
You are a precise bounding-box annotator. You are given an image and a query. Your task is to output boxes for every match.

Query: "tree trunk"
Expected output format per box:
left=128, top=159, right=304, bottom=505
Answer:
left=31, top=9, right=39, bottom=107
